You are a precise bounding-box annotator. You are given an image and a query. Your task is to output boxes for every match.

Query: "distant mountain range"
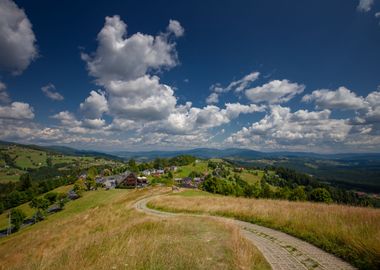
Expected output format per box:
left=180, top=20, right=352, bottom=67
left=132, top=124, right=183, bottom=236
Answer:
left=0, top=141, right=122, bottom=161
left=111, top=147, right=380, bottom=161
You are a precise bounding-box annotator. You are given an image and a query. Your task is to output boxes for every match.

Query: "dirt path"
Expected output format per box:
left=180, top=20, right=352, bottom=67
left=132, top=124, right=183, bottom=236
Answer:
left=134, top=196, right=356, bottom=270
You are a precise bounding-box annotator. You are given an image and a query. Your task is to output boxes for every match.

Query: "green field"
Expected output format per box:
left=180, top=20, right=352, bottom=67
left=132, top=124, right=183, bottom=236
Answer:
left=0, top=145, right=123, bottom=183
left=239, top=170, right=264, bottom=184
left=0, top=185, right=73, bottom=230
left=174, top=160, right=209, bottom=178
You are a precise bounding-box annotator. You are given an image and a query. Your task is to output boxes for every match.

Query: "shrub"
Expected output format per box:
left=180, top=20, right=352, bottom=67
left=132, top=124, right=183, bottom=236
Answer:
left=10, top=208, right=26, bottom=232
left=310, top=188, right=332, bottom=203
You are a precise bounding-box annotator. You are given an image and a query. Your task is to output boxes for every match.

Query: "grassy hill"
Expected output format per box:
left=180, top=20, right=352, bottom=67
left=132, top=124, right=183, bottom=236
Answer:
left=0, top=185, right=73, bottom=230
left=0, top=142, right=123, bottom=183
left=0, top=188, right=270, bottom=270
left=149, top=190, right=380, bottom=270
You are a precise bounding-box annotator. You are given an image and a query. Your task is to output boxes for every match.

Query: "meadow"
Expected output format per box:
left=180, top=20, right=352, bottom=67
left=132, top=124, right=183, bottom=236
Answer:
left=0, top=188, right=270, bottom=270
left=0, top=185, right=73, bottom=230
left=149, top=190, right=380, bottom=270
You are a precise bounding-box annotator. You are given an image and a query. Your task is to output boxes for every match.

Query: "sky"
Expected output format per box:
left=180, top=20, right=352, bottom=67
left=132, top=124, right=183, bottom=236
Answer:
left=0, top=0, right=380, bottom=153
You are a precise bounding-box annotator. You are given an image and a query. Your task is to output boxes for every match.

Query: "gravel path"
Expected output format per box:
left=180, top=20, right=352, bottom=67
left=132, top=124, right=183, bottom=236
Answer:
left=134, top=196, right=356, bottom=270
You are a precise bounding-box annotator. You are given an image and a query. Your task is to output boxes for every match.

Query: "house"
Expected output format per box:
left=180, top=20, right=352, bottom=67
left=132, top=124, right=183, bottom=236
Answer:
left=175, top=177, right=204, bottom=189
left=67, top=190, right=79, bottom=200
left=118, top=173, right=148, bottom=188
left=142, top=169, right=151, bottom=176
left=170, top=166, right=178, bottom=172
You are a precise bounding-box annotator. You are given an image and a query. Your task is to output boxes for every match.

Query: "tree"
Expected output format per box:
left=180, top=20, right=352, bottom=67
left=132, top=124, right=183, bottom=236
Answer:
left=128, top=159, right=139, bottom=172
left=44, top=192, right=58, bottom=204
left=56, top=193, right=68, bottom=209
left=87, top=167, right=98, bottom=180
left=19, top=174, right=32, bottom=190
left=289, top=186, right=307, bottom=201
left=310, top=188, right=332, bottom=203
left=73, top=179, right=87, bottom=196
left=103, top=168, right=111, bottom=176
left=29, top=197, right=50, bottom=222
left=0, top=201, right=4, bottom=214
left=10, top=208, right=26, bottom=232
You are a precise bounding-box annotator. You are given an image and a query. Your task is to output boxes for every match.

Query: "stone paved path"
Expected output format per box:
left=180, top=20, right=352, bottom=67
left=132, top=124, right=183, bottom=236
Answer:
left=134, top=196, right=356, bottom=270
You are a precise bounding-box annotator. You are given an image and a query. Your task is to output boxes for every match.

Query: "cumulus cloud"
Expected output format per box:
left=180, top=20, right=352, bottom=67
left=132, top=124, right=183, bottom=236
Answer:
left=167, top=19, right=184, bottom=37
left=80, top=90, right=108, bottom=119
left=302, top=86, right=367, bottom=110
left=226, top=105, right=351, bottom=150
left=81, top=15, right=180, bottom=83
left=245, top=79, right=305, bottom=104
left=160, top=102, right=265, bottom=134
left=52, top=111, right=81, bottom=127
left=0, top=101, right=34, bottom=119
left=106, top=75, right=176, bottom=120
left=206, top=92, right=219, bottom=104
left=79, top=16, right=184, bottom=123
left=0, top=81, right=10, bottom=103
left=357, top=0, right=374, bottom=12
left=41, top=83, right=64, bottom=101
left=0, top=0, right=37, bottom=74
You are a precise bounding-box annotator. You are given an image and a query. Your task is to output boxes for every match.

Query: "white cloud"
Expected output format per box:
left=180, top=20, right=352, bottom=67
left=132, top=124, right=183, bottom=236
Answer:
left=206, top=92, right=219, bottom=104
left=357, top=0, right=374, bottom=12
left=52, top=111, right=81, bottom=127
left=41, top=83, right=64, bottom=101
left=0, top=81, right=10, bottom=103
left=80, top=90, right=108, bottom=118
left=226, top=105, right=351, bottom=151
left=80, top=16, right=184, bottom=122
left=302, top=86, right=367, bottom=110
left=161, top=102, right=265, bottom=134
left=81, top=15, right=180, bottom=83
left=167, top=19, right=184, bottom=37
left=0, top=0, right=37, bottom=74
left=245, top=79, right=305, bottom=104
left=107, top=75, right=177, bottom=120
left=82, top=118, right=106, bottom=129
left=0, top=101, right=34, bottom=119
left=211, top=71, right=260, bottom=94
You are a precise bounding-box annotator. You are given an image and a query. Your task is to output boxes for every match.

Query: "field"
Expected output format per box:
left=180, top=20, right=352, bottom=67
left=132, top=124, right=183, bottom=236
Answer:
left=0, top=188, right=270, bottom=270
left=0, top=145, right=123, bottom=183
left=239, top=170, right=264, bottom=185
left=174, top=160, right=210, bottom=178
left=149, top=190, right=380, bottom=270
left=0, top=185, right=73, bottom=230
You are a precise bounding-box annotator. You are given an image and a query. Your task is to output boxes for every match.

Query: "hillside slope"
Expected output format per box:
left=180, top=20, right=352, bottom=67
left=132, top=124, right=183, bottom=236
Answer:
left=0, top=188, right=270, bottom=270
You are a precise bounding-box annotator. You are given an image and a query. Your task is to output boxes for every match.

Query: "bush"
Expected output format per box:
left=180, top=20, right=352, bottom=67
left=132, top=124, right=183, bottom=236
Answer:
left=44, top=192, right=58, bottom=204
left=10, top=208, right=26, bottom=232
left=310, top=188, right=332, bottom=203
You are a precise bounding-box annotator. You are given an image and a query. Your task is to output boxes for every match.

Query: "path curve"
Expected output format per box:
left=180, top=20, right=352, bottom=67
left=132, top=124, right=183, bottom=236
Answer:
left=134, top=195, right=356, bottom=270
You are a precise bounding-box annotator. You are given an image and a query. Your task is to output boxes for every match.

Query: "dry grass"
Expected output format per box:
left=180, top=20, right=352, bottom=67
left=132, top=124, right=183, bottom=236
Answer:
left=0, top=188, right=270, bottom=270
left=149, top=190, right=380, bottom=270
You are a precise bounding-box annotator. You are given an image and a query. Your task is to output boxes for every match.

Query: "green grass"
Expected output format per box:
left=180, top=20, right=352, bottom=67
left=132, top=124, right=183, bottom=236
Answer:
left=0, top=185, right=73, bottom=230
left=174, top=160, right=209, bottom=178
left=6, top=146, right=47, bottom=169
left=239, top=170, right=264, bottom=184
left=0, top=170, right=22, bottom=183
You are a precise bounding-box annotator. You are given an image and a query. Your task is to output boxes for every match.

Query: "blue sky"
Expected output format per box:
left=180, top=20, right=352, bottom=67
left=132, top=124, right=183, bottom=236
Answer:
left=0, top=0, right=380, bottom=152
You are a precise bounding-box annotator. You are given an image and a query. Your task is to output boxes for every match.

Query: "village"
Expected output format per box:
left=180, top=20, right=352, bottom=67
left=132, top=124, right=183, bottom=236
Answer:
left=94, top=165, right=206, bottom=189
